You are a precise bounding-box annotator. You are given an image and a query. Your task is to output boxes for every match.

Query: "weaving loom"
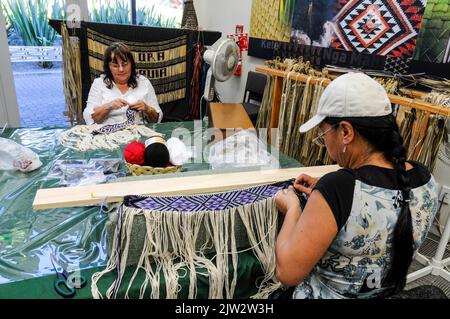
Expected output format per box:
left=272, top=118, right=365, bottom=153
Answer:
left=255, top=62, right=450, bottom=170
left=93, top=180, right=293, bottom=299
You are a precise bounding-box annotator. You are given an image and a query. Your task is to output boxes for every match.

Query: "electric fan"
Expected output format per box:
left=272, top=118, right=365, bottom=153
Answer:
left=203, top=39, right=240, bottom=102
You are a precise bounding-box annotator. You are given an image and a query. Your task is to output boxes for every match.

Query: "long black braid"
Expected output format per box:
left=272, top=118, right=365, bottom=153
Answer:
left=324, top=114, right=413, bottom=294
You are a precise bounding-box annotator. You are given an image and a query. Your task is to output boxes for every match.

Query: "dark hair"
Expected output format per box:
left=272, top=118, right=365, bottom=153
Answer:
left=324, top=114, right=413, bottom=294
left=103, top=42, right=137, bottom=89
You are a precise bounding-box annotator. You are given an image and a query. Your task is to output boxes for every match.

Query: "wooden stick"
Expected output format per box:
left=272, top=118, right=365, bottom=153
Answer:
left=269, top=76, right=283, bottom=145
left=32, top=165, right=340, bottom=210
left=256, top=66, right=450, bottom=117
left=412, top=111, right=431, bottom=161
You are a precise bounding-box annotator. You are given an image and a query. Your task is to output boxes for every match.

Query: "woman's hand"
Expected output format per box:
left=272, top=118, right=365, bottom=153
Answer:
left=91, top=98, right=128, bottom=124
left=129, top=100, right=159, bottom=122
left=128, top=100, right=147, bottom=112
left=294, top=174, right=318, bottom=197
left=275, top=186, right=301, bottom=215
left=108, top=98, right=129, bottom=110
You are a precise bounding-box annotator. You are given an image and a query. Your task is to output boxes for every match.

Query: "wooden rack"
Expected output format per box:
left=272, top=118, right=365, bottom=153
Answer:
left=256, top=66, right=450, bottom=160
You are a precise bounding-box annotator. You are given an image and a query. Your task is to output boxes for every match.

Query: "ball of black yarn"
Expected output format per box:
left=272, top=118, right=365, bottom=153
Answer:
left=144, top=142, right=170, bottom=167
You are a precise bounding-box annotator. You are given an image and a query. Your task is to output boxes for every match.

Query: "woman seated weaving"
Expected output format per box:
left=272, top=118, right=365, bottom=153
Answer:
left=274, top=73, right=439, bottom=298
left=83, top=42, right=163, bottom=125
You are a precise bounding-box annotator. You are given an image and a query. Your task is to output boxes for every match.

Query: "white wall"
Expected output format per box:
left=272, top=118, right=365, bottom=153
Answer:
left=0, top=5, right=20, bottom=128
left=194, top=0, right=265, bottom=103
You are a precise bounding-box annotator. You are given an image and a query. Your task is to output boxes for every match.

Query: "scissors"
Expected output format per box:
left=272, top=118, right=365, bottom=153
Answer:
left=50, top=254, right=87, bottom=298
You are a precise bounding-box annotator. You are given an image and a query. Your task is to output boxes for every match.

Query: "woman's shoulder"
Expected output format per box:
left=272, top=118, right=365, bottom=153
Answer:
left=92, top=74, right=106, bottom=85
left=136, top=74, right=151, bottom=85
left=318, top=169, right=357, bottom=187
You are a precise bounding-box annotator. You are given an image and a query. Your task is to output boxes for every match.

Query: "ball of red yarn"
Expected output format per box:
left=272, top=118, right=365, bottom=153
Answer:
left=124, top=141, right=146, bottom=165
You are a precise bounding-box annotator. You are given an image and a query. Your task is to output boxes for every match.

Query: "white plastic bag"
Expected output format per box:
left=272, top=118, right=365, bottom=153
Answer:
left=208, top=130, right=280, bottom=170
left=0, top=137, right=42, bottom=172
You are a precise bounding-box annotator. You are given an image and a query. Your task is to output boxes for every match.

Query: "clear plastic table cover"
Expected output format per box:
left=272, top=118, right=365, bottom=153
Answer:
left=0, top=121, right=301, bottom=285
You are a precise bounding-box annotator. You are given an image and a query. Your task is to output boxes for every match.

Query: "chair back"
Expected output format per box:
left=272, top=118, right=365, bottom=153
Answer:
left=244, top=71, right=267, bottom=103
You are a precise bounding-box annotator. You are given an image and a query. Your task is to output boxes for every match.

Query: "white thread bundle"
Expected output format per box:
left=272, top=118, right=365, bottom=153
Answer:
left=59, top=124, right=161, bottom=151
left=91, top=198, right=281, bottom=299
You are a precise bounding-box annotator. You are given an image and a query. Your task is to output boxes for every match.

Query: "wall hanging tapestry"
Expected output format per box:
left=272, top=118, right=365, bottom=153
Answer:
left=249, top=0, right=450, bottom=76
left=92, top=181, right=293, bottom=299
left=80, top=22, right=191, bottom=119
left=331, top=0, right=427, bottom=58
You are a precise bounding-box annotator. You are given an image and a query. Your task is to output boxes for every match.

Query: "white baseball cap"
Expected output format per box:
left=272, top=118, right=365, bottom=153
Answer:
left=299, top=72, right=392, bottom=133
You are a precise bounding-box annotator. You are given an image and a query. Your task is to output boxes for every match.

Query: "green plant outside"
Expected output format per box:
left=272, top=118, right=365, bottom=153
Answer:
left=89, top=0, right=179, bottom=28
left=2, top=0, right=65, bottom=47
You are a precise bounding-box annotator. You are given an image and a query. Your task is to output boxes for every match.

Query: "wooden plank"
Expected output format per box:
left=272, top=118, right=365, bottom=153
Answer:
left=256, top=66, right=450, bottom=118
left=32, top=165, right=340, bottom=210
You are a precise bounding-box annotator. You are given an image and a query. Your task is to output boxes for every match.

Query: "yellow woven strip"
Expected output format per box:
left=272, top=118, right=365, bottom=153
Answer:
left=250, top=0, right=291, bottom=42
left=88, top=39, right=187, bottom=62
left=157, top=88, right=186, bottom=104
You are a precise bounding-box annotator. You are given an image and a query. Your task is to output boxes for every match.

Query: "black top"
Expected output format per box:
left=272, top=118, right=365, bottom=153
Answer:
left=313, top=161, right=432, bottom=231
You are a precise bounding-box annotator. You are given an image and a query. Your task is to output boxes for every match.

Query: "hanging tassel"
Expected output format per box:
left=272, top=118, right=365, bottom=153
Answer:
left=189, top=39, right=203, bottom=120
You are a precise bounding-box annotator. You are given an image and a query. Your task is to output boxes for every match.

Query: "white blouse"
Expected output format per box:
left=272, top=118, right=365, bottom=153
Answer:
left=83, top=74, right=163, bottom=125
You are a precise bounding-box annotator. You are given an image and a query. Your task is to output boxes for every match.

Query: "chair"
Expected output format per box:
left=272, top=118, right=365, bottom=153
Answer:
left=242, top=71, right=267, bottom=125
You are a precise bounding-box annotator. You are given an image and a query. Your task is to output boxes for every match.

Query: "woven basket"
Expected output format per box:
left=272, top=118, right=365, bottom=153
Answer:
left=125, top=162, right=182, bottom=176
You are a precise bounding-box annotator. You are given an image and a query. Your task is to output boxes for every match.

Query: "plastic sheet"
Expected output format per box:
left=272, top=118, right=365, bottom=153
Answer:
left=0, top=121, right=301, bottom=286
left=208, top=130, right=280, bottom=169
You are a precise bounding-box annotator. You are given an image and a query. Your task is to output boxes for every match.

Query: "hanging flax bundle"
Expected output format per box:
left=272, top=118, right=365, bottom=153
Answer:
left=255, top=75, right=275, bottom=131
left=91, top=181, right=293, bottom=299
left=415, top=91, right=450, bottom=170
left=61, top=24, right=83, bottom=125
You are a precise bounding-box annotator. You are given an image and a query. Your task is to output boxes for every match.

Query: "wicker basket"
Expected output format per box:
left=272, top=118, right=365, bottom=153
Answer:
left=125, top=162, right=182, bottom=176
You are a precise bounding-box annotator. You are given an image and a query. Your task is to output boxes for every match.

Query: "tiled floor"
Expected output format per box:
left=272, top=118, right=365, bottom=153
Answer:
left=406, top=232, right=450, bottom=297
left=12, top=62, right=69, bottom=128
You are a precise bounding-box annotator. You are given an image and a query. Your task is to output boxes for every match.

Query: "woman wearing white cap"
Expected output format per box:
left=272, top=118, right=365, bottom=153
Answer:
left=274, top=72, right=439, bottom=298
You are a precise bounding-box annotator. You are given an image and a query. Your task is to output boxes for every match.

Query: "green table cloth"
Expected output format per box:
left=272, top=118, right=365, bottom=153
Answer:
left=0, top=121, right=301, bottom=298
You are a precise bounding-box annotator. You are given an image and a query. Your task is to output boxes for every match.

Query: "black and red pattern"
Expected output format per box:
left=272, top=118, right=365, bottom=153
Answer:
left=331, top=0, right=426, bottom=58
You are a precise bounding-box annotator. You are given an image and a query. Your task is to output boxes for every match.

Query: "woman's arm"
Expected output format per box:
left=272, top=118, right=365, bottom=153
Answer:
left=275, top=188, right=338, bottom=287
left=128, top=100, right=159, bottom=122
left=84, top=79, right=128, bottom=124
left=144, top=80, right=163, bottom=123
left=91, top=99, right=128, bottom=124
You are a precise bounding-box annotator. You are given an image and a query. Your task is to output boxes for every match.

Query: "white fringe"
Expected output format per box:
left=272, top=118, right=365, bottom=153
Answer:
left=92, top=197, right=281, bottom=299
left=59, top=124, right=161, bottom=151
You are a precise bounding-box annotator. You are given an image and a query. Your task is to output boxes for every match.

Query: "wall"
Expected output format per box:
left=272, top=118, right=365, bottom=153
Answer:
left=194, top=0, right=265, bottom=103
left=0, top=5, right=20, bottom=128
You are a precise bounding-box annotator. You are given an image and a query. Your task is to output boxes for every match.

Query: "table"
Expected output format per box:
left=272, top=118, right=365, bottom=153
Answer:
left=0, top=121, right=301, bottom=298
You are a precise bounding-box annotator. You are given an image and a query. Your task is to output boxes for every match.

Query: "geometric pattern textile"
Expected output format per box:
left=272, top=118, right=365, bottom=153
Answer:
left=123, top=180, right=293, bottom=212
left=383, top=56, right=412, bottom=74
left=92, top=109, right=137, bottom=135
left=332, top=0, right=427, bottom=58
left=85, top=27, right=188, bottom=105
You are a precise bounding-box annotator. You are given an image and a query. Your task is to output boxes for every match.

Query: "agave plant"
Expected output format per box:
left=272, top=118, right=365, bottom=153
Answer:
left=90, top=0, right=179, bottom=28
left=90, top=0, right=130, bottom=24
left=137, top=4, right=178, bottom=28
left=2, top=0, right=65, bottom=47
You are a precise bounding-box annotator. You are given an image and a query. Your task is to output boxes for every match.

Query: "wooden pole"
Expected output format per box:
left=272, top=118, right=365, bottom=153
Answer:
left=256, top=66, right=450, bottom=118
left=269, top=76, right=283, bottom=145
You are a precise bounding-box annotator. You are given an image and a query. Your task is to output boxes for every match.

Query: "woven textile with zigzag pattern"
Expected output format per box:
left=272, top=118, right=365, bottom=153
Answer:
left=332, top=0, right=427, bottom=58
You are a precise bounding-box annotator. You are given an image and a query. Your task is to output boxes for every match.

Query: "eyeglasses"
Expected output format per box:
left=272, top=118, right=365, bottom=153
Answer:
left=312, top=125, right=336, bottom=147
left=109, top=61, right=129, bottom=69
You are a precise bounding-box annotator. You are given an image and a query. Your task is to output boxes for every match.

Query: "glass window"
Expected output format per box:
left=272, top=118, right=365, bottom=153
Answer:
left=136, top=0, right=182, bottom=28
left=87, top=0, right=182, bottom=27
